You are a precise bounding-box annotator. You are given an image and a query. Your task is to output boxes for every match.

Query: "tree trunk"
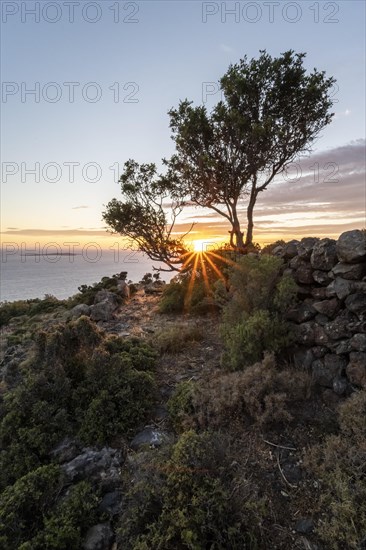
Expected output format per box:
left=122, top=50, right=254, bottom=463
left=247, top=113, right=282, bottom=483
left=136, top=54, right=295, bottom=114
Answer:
left=231, top=203, right=245, bottom=250
left=245, top=189, right=257, bottom=247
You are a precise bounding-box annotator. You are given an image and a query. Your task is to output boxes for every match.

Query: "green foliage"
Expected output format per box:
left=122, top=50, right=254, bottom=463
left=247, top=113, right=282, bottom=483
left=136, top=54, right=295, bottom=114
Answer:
left=0, top=316, right=157, bottom=488
left=221, top=255, right=296, bottom=369
left=72, top=273, right=124, bottom=306
left=0, top=295, right=65, bottom=327
left=0, top=466, right=100, bottom=550
left=167, top=381, right=196, bottom=432
left=168, top=50, right=335, bottom=246
left=118, top=431, right=257, bottom=549
left=222, top=310, right=291, bottom=370
left=305, top=390, right=366, bottom=549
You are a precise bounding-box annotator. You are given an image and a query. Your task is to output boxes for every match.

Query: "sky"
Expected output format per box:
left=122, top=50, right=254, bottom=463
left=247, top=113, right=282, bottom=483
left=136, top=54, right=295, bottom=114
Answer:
left=1, top=0, right=365, bottom=252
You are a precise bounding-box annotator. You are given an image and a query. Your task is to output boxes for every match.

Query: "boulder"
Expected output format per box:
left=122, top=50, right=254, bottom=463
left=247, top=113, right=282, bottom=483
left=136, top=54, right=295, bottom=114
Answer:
left=345, top=293, right=366, bottom=315
left=350, top=333, right=366, bottom=351
left=312, top=354, right=347, bottom=387
left=295, top=518, right=314, bottom=535
left=50, top=438, right=81, bottom=463
left=286, top=303, right=316, bottom=324
left=98, top=490, right=123, bottom=517
left=312, top=270, right=332, bottom=285
left=297, top=237, right=319, bottom=260
left=312, top=298, right=339, bottom=318
left=62, top=447, right=124, bottom=484
left=326, top=278, right=355, bottom=300
left=296, top=322, right=316, bottom=345
left=346, top=352, right=366, bottom=388
left=336, top=229, right=366, bottom=264
left=117, top=280, right=130, bottom=299
left=310, top=238, right=337, bottom=271
left=293, top=348, right=314, bottom=370
left=332, top=262, right=366, bottom=281
left=294, top=263, right=314, bottom=285
left=69, top=304, right=91, bottom=319
left=283, top=240, right=299, bottom=260
left=130, top=427, right=169, bottom=450
left=94, top=290, right=120, bottom=307
left=83, top=523, right=113, bottom=550
left=90, top=301, right=116, bottom=322
left=325, top=317, right=351, bottom=340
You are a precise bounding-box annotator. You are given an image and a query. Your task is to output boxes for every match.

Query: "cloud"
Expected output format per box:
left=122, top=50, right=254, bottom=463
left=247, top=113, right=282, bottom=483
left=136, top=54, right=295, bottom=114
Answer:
left=72, top=205, right=90, bottom=210
left=1, top=228, right=109, bottom=236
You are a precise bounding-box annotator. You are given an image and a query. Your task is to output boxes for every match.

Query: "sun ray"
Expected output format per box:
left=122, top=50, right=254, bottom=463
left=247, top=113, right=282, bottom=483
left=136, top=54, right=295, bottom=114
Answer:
left=184, top=252, right=200, bottom=311
left=204, top=253, right=227, bottom=283
left=206, top=250, right=242, bottom=269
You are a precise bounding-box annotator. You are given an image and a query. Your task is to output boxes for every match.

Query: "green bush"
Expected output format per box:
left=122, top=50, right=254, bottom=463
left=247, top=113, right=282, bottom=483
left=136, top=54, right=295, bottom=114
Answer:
left=167, top=380, right=196, bottom=432
left=305, top=390, right=366, bottom=549
left=118, top=431, right=257, bottom=549
left=221, top=310, right=292, bottom=370
left=0, top=465, right=100, bottom=550
left=221, top=255, right=296, bottom=369
left=0, top=295, right=65, bottom=327
left=0, top=316, right=157, bottom=488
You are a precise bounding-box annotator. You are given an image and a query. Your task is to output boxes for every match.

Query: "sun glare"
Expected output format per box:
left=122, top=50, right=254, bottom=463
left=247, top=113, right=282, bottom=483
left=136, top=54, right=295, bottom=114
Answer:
left=193, top=239, right=206, bottom=253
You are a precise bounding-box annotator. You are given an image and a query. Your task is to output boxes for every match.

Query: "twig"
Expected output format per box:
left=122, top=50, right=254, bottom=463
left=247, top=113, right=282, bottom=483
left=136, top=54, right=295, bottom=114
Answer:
left=262, top=438, right=297, bottom=451
left=276, top=452, right=298, bottom=489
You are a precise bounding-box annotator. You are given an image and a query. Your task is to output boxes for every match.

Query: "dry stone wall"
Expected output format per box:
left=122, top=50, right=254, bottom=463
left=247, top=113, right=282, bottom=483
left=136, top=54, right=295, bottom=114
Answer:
left=272, top=229, right=366, bottom=395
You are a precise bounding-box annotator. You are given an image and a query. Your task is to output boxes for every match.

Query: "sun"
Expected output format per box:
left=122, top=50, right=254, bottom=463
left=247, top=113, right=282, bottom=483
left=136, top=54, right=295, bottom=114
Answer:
left=192, top=239, right=206, bottom=253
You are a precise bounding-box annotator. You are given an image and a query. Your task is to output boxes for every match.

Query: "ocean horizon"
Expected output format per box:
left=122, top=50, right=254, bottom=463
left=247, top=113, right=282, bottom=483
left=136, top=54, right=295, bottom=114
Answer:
left=0, top=249, right=172, bottom=303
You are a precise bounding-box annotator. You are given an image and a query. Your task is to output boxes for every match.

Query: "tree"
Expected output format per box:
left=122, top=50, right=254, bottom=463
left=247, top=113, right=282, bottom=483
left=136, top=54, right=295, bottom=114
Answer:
left=102, top=160, right=191, bottom=271
left=167, top=50, right=335, bottom=247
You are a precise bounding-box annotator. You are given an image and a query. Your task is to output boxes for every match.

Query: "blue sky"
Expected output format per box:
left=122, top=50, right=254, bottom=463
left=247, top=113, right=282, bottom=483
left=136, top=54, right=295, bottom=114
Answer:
left=1, top=0, right=365, bottom=246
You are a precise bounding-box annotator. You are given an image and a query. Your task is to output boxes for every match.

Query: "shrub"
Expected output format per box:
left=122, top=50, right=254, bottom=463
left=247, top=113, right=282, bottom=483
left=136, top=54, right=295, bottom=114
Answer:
left=0, top=295, right=65, bottom=327
left=118, top=431, right=257, bottom=549
left=221, top=255, right=296, bottom=369
left=154, top=325, right=203, bottom=354
left=305, top=390, right=366, bottom=549
left=193, top=354, right=311, bottom=429
left=1, top=317, right=157, bottom=488
left=221, top=310, right=292, bottom=370
left=167, top=380, right=196, bottom=432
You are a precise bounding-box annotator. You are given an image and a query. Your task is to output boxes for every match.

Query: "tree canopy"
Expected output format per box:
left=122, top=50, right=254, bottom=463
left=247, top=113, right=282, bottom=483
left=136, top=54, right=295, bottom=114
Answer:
left=103, top=50, right=335, bottom=269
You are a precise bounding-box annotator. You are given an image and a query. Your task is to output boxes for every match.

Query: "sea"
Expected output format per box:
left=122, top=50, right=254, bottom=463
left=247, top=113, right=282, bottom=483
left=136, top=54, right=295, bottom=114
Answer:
left=0, top=249, right=172, bottom=303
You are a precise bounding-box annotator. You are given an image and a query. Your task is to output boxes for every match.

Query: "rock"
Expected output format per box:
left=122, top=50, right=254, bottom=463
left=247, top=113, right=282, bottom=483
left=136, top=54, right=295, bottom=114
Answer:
left=325, top=317, right=351, bottom=340
left=313, top=324, right=329, bottom=345
left=311, top=287, right=328, bottom=300
left=98, top=491, right=123, bottom=517
left=272, top=245, right=284, bottom=257
left=345, top=293, right=366, bottom=315
left=69, top=303, right=91, bottom=319
left=333, top=376, right=349, bottom=396
left=332, top=262, right=366, bottom=281
left=311, top=238, right=337, bottom=271
left=312, top=270, right=332, bottom=285
left=295, top=518, right=314, bottom=534
left=90, top=301, right=116, bottom=322
left=335, top=340, right=352, bottom=354
left=130, top=427, right=169, bottom=450
left=94, top=290, right=120, bottom=307
left=312, top=354, right=347, bottom=387
left=350, top=333, right=366, bottom=351
left=336, top=229, right=366, bottom=264
left=296, top=322, right=315, bottom=345
left=297, top=237, right=319, bottom=260
left=314, top=314, right=329, bottom=326
left=286, top=303, right=316, bottom=324
left=83, top=523, right=113, bottom=550
left=312, top=346, right=329, bottom=358
left=312, top=298, right=339, bottom=318
left=283, top=240, right=299, bottom=259
left=346, top=352, right=366, bottom=388
left=62, top=447, right=124, bottom=484
left=295, top=264, right=314, bottom=285
left=50, top=438, right=81, bottom=463
left=326, top=278, right=355, bottom=300
left=117, top=280, right=130, bottom=299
